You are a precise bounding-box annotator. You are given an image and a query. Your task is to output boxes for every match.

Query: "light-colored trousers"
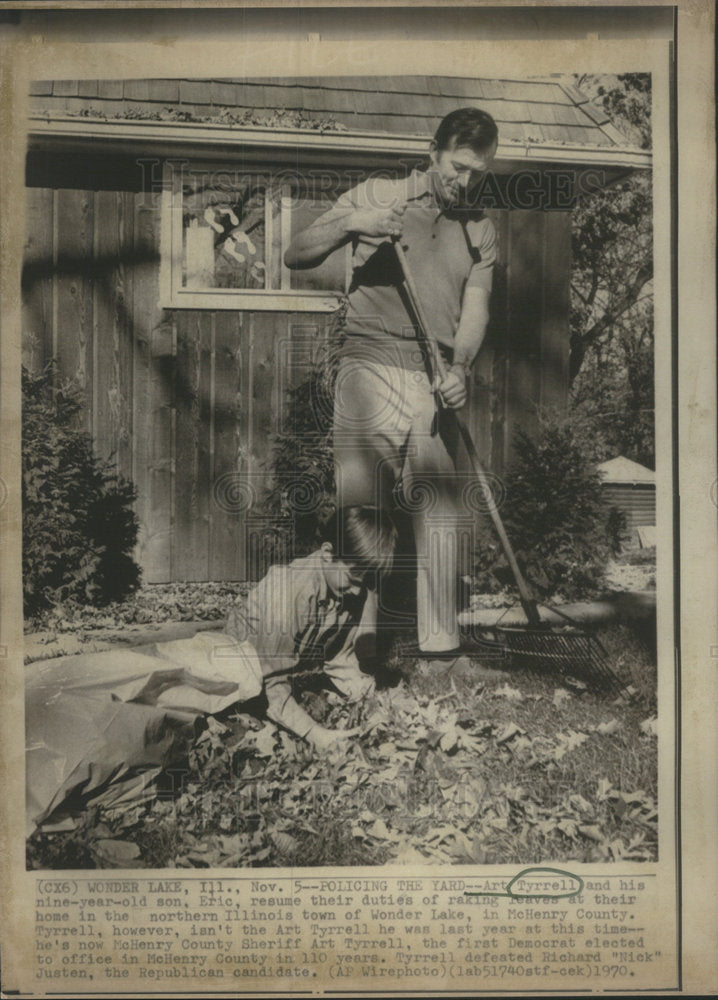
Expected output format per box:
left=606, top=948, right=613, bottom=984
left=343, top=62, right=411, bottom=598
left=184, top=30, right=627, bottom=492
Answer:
left=333, top=359, right=460, bottom=652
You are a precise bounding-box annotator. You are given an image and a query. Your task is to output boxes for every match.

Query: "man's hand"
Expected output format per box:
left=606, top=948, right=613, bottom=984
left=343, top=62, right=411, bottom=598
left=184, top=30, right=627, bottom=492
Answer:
left=438, top=367, right=467, bottom=410
left=347, top=201, right=407, bottom=239
left=285, top=198, right=407, bottom=269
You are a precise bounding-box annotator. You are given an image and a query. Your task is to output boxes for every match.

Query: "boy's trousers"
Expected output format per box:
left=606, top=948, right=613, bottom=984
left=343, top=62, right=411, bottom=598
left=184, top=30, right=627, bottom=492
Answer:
left=333, top=358, right=461, bottom=653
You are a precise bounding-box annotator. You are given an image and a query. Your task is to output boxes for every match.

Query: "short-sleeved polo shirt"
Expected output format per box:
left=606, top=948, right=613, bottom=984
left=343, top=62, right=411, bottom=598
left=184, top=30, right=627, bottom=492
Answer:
left=322, top=169, right=497, bottom=369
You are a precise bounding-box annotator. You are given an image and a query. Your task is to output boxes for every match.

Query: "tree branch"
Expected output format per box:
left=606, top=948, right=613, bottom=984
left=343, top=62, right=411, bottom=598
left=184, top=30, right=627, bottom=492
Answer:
left=575, top=261, right=653, bottom=355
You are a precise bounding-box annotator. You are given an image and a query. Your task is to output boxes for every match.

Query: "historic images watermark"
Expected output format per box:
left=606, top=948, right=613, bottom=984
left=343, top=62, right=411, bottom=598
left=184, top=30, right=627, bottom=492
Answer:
left=136, top=159, right=607, bottom=213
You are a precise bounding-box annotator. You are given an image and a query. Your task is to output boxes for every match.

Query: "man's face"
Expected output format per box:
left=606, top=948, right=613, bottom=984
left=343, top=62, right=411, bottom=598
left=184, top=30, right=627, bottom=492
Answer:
left=429, top=139, right=498, bottom=206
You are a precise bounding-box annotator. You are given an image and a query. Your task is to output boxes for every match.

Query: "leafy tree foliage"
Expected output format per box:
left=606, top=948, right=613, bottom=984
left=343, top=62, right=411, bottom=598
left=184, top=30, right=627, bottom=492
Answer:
left=569, top=73, right=654, bottom=468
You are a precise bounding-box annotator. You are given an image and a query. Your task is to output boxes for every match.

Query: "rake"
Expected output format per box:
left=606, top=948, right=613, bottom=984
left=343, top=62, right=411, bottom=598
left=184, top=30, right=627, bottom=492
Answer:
left=392, top=238, right=623, bottom=693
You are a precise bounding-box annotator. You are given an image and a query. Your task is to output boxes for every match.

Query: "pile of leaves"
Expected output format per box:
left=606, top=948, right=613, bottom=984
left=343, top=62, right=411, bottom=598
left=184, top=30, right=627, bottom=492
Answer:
left=28, top=623, right=658, bottom=870
left=22, top=364, right=141, bottom=617
left=25, top=581, right=245, bottom=635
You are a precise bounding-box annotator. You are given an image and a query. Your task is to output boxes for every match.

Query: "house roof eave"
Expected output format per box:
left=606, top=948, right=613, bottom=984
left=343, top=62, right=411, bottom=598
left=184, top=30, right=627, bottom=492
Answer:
left=27, top=115, right=653, bottom=172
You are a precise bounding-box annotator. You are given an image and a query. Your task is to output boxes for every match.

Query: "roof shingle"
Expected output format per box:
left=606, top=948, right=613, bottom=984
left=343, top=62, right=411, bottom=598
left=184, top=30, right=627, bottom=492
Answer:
left=30, top=76, right=635, bottom=148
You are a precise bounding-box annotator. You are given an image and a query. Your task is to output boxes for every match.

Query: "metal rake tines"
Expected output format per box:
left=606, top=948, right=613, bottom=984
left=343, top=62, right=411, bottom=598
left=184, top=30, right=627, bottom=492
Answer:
left=495, top=625, right=623, bottom=692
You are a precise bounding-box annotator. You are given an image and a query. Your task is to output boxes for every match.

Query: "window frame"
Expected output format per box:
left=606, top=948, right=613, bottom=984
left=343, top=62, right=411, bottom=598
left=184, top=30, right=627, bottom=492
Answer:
left=160, top=161, right=350, bottom=312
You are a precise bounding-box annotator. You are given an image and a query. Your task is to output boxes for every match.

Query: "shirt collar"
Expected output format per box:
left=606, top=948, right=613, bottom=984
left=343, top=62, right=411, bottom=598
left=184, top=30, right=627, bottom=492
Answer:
left=307, top=550, right=333, bottom=608
left=405, top=168, right=435, bottom=204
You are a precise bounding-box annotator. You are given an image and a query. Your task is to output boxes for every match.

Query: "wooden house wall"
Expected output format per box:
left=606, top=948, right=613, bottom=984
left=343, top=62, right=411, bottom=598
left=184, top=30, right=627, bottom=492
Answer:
left=464, top=208, right=571, bottom=474
left=601, top=484, right=656, bottom=529
left=22, top=161, right=571, bottom=584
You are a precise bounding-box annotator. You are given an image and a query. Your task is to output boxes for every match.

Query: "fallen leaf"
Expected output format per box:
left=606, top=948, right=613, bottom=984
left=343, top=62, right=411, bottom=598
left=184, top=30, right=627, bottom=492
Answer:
left=553, top=729, right=589, bottom=759
left=578, top=824, right=603, bottom=842
left=425, top=824, right=455, bottom=843
left=453, top=778, right=485, bottom=818
left=219, top=834, right=248, bottom=855
left=367, top=818, right=399, bottom=841
left=640, top=716, right=658, bottom=736
left=613, top=797, right=629, bottom=818
left=500, top=783, right=525, bottom=802
left=253, top=723, right=278, bottom=757
left=412, top=803, right=433, bottom=819
left=470, top=836, right=487, bottom=863
left=536, top=817, right=558, bottom=835
left=569, top=793, right=594, bottom=814
left=565, top=676, right=588, bottom=692
left=496, top=722, right=525, bottom=744
left=596, top=718, right=620, bottom=735
left=456, top=729, right=485, bottom=754
left=271, top=831, right=298, bottom=854
left=92, top=839, right=141, bottom=867
left=439, top=727, right=459, bottom=753
left=392, top=844, right=431, bottom=865
left=363, top=709, right=389, bottom=733
left=557, top=818, right=578, bottom=838
left=553, top=688, right=572, bottom=706
left=494, top=684, right=523, bottom=701
left=447, top=829, right=474, bottom=858
left=425, top=825, right=472, bottom=853
left=597, top=777, right=613, bottom=799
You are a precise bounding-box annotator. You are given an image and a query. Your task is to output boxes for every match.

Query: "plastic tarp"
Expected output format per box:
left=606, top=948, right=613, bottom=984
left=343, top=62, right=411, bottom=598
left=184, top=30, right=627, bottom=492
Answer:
left=26, top=631, right=264, bottom=836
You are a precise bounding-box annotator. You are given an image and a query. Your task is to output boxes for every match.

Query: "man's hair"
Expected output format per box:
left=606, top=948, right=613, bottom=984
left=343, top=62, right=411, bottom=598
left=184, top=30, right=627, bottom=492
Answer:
left=434, top=107, right=499, bottom=154
left=322, top=506, right=397, bottom=575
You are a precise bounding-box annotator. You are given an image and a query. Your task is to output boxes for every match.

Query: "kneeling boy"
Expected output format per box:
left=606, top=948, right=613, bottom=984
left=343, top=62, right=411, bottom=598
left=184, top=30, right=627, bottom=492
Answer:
left=226, top=506, right=397, bottom=750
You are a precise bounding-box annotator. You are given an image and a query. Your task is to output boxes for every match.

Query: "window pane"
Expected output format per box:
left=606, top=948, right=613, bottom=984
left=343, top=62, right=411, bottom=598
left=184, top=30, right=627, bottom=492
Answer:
left=182, top=173, right=279, bottom=290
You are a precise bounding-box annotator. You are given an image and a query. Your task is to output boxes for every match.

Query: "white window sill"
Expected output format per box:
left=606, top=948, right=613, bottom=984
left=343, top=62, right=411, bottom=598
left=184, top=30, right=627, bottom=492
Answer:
left=165, top=288, right=345, bottom=313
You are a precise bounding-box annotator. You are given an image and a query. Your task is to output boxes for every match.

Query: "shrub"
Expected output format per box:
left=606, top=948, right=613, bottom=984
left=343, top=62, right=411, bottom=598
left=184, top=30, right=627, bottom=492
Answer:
left=260, top=312, right=344, bottom=565
left=22, top=364, right=141, bottom=617
left=473, top=413, right=624, bottom=601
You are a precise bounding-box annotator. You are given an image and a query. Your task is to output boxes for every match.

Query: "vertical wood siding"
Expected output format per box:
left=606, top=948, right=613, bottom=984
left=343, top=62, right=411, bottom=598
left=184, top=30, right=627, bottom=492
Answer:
left=22, top=180, right=570, bottom=582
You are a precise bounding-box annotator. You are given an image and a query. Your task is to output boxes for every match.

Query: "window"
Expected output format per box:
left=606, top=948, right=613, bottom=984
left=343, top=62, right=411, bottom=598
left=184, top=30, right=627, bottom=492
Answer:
left=161, top=162, right=351, bottom=311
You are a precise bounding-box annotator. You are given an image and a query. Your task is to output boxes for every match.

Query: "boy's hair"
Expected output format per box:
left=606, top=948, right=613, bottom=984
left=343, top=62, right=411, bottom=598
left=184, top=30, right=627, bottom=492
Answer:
left=434, top=107, right=499, bottom=154
left=322, top=506, right=397, bottom=574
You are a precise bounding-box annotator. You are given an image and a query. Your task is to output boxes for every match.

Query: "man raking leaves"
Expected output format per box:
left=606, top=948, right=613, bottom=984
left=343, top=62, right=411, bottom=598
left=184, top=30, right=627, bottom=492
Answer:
left=285, top=108, right=499, bottom=670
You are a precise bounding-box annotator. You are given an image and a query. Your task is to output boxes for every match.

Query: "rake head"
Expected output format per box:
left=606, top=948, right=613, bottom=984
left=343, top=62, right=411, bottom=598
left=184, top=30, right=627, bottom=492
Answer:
left=494, top=624, right=624, bottom=694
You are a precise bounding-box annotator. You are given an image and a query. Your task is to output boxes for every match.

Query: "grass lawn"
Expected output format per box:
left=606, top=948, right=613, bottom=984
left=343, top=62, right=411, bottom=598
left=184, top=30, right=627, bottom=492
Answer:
left=27, top=600, right=658, bottom=871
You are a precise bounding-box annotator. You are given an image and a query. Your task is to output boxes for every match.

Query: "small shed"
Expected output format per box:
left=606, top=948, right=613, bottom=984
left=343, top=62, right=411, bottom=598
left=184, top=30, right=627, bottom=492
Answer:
left=598, top=456, right=656, bottom=530
left=22, top=76, right=651, bottom=583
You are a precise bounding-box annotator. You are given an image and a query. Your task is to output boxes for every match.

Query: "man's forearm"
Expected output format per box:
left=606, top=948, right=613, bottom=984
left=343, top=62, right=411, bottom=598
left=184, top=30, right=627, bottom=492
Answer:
left=452, top=287, right=491, bottom=370
left=284, top=209, right=354, bottom=270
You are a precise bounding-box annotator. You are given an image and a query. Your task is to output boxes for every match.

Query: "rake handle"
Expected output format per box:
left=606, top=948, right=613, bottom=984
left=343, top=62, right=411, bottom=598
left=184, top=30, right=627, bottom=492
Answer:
left=392, top=238, right=541, bottom=626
